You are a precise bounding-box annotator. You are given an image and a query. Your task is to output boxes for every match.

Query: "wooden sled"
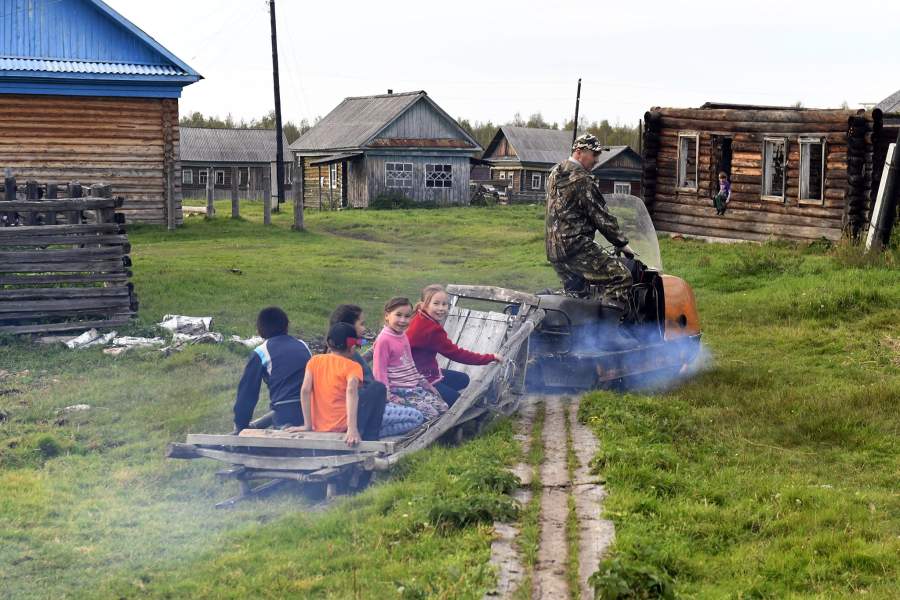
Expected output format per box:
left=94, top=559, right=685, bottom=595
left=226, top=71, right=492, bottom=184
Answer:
left=166, top=285, right=544, bottom=507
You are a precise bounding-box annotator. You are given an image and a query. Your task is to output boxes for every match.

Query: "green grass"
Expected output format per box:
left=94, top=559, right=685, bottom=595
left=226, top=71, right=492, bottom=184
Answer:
left=514, top=401, right=546, bottom=600
left=2, top=201, right=899, bottom=598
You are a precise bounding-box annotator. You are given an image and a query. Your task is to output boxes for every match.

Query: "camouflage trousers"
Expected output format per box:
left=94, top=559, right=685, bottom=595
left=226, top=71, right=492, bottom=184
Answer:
left=551, top=243, right=633, bottom=309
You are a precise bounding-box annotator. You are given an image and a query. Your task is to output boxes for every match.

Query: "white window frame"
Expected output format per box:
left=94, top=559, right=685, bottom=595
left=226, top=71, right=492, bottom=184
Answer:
left=614, top=182, right=632, bottom=195
left=531, top=173, right=542, bottom=190
left=798, top=137, right=826, bottom=204
left=319, top=176, right=325, bottom=188
left=329, top=164, right=338, bottom=189
left=182, top=169, right=193, bottom=185
left=215, top=170, right=227, bottom=186
left=425, top=163, right=453, bottom=189
left=198, top=169, right=208, bottom=186
left=385, top=162, right=413, bottom=189
left=762, top=137, right=787, bottom=201
left=238, top=167, right=249, bottom=186
left=498, top=171, right=506, bottom=180
left=676, top=132, right=699, bottom=191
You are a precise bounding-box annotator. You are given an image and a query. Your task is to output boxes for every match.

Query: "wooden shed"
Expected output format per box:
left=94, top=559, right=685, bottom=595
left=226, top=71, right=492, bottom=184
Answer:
left=641, top=103, right=892, bottom=242
left=290, top=91, right=481, bottom=208
left=480, top=126, right=642, bottom=203
left=0, top=0, right=200, bottom=226
left=180, top=127, right=292, bottom=203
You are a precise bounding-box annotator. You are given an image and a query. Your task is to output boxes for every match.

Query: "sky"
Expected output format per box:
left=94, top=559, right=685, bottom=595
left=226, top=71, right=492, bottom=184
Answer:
left=109, top=0, right=900, bottom=128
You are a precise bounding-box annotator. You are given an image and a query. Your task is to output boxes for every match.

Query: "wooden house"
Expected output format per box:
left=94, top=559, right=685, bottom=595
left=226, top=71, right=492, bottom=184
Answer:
left=0, top=0, right=200, bottom=226
left=480, top=126, right=642, bottom=202
left=641, top=103, right=895, bottom=242
left=180, top=127, right=292, bottom=202
left=290, top=91, right=481, bottom=208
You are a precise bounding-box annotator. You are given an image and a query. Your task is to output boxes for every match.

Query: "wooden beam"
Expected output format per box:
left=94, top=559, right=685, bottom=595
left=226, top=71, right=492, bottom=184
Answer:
left=205, top=166, right=215, bottom=218
left=166, top=443, right=374, bottom=471
left=445, top=285, right=540, bottom=306
left=231, top=166, right=239, bottom=219
left=292, top=156, right=304, bottom=230
left=187, top=432, right=395, bottom=454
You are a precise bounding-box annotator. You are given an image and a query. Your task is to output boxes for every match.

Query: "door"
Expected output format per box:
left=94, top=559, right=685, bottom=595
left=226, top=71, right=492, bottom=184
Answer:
left=711, top=136, right=733, bottom=192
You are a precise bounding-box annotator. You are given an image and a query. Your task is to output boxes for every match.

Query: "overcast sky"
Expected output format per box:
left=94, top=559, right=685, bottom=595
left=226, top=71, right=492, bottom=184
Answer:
left=110, top=0, right=900, bottom=127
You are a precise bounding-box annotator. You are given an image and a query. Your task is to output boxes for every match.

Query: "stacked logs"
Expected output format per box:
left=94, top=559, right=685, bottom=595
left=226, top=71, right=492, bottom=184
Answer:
left=846, top=115, right=870, bottom=238
left=641, top=111, right=662, bottom=211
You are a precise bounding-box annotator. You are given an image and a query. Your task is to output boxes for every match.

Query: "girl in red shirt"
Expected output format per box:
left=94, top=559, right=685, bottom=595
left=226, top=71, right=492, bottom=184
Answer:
left=406, top=284, right=502, bottom=406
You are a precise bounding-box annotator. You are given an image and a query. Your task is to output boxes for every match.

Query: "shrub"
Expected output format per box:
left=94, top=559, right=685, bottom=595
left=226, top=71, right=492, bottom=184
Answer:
left=427, top=494, right=518, bottom=530
left=369, top=192, right=439, bottom=210
left=590, top=557, right=676, bottom=600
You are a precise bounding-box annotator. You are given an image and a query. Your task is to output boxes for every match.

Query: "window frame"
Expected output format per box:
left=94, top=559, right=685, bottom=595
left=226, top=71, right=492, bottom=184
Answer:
left=238, top=167, right=249, bottom=187
left=761, top=137, right=787, bottom=202
left=284, top=163, right=293, bottom=185
left=182, top=169, right=193, bottom=185
left=531, top=173, right=542, bottom=190
left=198, top=169, right=208, bottom=186
left=798, top=137, right=826, bottom=205
left=614, top=181, right=632, bottom=195
left=424, top=163, right=453, bottom=189
left=676, top=131, right=699, bottom=192
left=384, top=162, right=414, bottom=189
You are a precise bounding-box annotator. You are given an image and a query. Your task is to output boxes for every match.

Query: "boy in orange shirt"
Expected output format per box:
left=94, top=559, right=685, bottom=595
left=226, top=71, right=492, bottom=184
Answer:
left=289, top=322, right=386, bottom=446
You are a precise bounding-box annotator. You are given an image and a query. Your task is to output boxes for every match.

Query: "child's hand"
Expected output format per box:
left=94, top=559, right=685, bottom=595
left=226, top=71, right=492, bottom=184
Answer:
left=493, top=353, right=505, bottom=362
left=284, top=425, right=310, bottom=433
left=344, top=428, right=361, bottom=446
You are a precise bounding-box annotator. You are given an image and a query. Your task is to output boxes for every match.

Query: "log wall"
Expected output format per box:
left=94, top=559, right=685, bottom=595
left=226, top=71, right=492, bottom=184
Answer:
left=641, top=107, right=879, bottom=242
left=0, top=94, right=181, bottom=226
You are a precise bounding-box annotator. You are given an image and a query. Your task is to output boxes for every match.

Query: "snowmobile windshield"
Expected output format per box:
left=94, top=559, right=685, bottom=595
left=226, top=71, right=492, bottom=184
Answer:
left=594, top=194, right=663, bottom=271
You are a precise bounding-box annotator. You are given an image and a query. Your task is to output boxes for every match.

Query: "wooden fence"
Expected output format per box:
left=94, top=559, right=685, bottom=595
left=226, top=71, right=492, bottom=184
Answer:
left=0, top=177, right=137, bottom=335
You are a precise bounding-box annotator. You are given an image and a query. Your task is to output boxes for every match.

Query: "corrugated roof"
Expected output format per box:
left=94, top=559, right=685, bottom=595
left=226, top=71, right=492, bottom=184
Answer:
left=0, top=57, right=187, bottom=76
left=180, top=127, right=291, bottom=164
left=291, top=91, right=424, bottom=151
left=501, top=126, right=574, bottom=165
left=876, top=89, right=900, bottom=114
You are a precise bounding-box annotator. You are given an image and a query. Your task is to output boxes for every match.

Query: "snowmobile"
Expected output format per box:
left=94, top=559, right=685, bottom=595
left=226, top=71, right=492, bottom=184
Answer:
left=523, top=193, right=702, bottom=390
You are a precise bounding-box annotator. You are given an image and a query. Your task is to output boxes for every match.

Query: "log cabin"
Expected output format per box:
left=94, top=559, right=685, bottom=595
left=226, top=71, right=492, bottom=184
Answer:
left=0, top=0, right=200, bottom=226
left=479, top=126, right=642, bottom=203
left=180, top=127, right=292, bottom=203
left=290, top=91, right=481, bottom=208
left=641, top=103, right=895, bottom=243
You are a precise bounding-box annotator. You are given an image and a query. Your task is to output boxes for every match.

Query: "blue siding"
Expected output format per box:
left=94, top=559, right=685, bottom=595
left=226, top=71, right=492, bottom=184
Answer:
left=1, top=0, right=166, bottom=65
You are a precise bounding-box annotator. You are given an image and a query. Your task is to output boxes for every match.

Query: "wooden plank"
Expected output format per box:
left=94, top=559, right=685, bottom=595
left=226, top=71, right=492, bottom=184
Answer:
left=653, top=216, right=841, bottom=242
left=0, top=286, right=131, bottom=300
left=0, top=247, right=124, bottom=263
left=0, top=317, right=132, bottom=335
left=0, top=273, right=129, bottom=286
left=0, top=198, right=120, bottom=211
left=0, top=234, right=129, bottom=247
left=0, top=261, right=128, bottom=274
left=191, top=431, right=395, bottom=453
left=446, top=285, right=540, bottom=306
left=653, top=200, right=842, bottom=227
left=166, top=444, right=374, bottom=471
left=442, top=307, right=470, bottom=345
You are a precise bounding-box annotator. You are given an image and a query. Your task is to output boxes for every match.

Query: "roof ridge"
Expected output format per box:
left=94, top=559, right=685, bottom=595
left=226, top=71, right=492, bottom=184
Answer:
left=343, top=90, right=426, bottom=100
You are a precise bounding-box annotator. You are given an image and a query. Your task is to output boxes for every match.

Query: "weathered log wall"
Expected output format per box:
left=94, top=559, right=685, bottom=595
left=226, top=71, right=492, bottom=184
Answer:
left=0, top=94, right=181, bottom=225
left=641, top=107, right=879, bottom=242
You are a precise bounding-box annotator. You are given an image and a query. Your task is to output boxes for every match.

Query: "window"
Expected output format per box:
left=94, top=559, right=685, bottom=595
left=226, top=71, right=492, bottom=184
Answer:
left=284, top=163, right=293, bottom=184
left=531, top=173, right=542, bottom=190
left=614, top=182, right=632, bottom=195
left=799, top=138, right=825, bottom=203
left=330, top=164, right=338, bottom=189
left=498, top=172, right=506, bottom=180
left=385, top=162, right=413, bottom=188
left=198, top=169, right=208, bottom=186
left=425, top=164, right=452, bottom=188
left=763, top=138, right=786, bottom=199
left=239, top=167, right=249, bottom=186
left=215, top=170, right=225, bottom=186
left=677, top=133, right=699, bottom=190
left=182, top=169, right=193, bottom=185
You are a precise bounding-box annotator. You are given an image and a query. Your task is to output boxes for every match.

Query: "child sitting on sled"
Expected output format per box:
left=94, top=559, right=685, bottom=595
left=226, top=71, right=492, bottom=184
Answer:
left=373, top=297, right=448, bottom=422
left=406, top=284, right=502, bottom=407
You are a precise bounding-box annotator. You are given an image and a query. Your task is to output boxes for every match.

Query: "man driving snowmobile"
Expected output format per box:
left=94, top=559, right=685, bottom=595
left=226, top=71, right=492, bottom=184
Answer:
left=545, top=133, right=636, bottom=319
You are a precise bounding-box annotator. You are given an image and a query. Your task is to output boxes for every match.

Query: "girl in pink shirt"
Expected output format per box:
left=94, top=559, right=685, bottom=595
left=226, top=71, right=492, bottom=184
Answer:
left=373, top=297, right=448, bottom=421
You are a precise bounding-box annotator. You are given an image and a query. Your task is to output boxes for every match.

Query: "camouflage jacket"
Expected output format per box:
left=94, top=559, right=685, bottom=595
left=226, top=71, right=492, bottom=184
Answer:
left=545, top=159, right=629, bottom=262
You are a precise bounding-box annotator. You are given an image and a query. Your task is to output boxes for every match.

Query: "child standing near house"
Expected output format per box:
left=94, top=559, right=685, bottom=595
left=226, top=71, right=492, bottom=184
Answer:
left=713, top=171, right=731, bottom=215
left=373, top=297, right=448, bottom=421
left=287, top=322, right=384, bottom=445
left=406, top=284, right=502, bottom=407
left=330, top=304, right=423, bottom=436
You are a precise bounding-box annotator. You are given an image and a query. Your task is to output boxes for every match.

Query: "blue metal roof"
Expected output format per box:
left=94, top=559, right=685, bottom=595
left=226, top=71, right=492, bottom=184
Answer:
left=0, top=0, right=200, bottom=98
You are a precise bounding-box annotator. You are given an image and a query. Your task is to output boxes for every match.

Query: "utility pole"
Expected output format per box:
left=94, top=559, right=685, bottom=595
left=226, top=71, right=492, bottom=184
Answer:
left=269, top=0, right=285, bottom=213
left=572, top=78, right=582, bottom=146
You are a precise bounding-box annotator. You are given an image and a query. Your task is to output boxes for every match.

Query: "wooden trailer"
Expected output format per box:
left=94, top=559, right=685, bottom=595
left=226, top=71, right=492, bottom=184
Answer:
left=167, top=285, right=544, bottom=507
left=641, top=103, right=891, bottom=243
